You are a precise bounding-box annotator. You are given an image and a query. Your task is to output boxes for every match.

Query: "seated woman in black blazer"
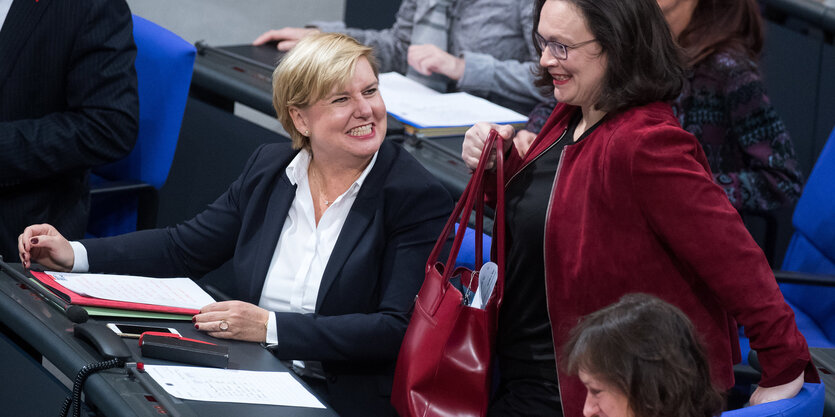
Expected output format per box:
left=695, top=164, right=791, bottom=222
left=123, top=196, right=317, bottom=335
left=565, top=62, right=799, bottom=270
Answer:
left=17, top=33, right=452, bottom=417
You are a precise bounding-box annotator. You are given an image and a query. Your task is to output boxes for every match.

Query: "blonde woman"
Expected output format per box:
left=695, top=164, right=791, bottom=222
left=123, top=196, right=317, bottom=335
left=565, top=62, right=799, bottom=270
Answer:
left=19, top=33, right=452, bottom=417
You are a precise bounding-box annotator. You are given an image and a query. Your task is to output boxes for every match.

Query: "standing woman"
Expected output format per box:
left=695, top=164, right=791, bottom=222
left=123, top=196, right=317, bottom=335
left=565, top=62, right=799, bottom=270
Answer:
left=19, top=33, right=452, bottom=417
left=462, top=0, right=817, bottom=415
left=524, top=0, right=803, bottom=213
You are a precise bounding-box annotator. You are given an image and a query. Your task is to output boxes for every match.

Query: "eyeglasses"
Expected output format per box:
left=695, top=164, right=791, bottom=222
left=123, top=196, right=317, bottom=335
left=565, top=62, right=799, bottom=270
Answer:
left=534, top=32, right=597, bottom=60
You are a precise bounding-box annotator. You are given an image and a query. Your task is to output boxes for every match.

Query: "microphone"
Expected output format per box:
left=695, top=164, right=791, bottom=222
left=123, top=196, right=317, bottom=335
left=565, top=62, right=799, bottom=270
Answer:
left=0, top=256, right=88, bottom=323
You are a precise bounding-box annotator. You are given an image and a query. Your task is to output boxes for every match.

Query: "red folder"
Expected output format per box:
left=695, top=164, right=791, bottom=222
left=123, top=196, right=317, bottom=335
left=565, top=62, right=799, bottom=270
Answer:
left=30, top=271, right=200, bottom=315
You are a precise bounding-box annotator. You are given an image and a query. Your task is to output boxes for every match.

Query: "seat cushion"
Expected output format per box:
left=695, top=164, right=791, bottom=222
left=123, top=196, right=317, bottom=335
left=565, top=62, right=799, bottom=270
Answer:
left=783, top=301, right=835, bottom=349
left=780, top=233, right=835, bottom=344
left=721, top=383, right=824, bottom=417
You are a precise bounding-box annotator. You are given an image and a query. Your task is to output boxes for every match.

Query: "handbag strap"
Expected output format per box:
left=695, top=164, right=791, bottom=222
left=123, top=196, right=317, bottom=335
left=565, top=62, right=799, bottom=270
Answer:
left=493, top=130, right=505, bottom=306
left=426, top=130, right=495, bottom=271
left=426, top=130, right=505, bottom=304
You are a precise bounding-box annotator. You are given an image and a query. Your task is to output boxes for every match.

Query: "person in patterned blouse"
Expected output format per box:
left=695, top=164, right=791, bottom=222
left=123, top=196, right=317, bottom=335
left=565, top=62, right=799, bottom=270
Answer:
left=521, top=0, right=803, bottom=213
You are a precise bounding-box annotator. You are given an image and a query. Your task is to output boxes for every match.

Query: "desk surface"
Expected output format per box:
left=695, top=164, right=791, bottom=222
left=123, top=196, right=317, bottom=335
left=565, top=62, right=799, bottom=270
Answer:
left=193, top=43, right=277, bottom=117
left=810, top=347, right=835, bottom=416
left=0, top=265, right=337, bottom=417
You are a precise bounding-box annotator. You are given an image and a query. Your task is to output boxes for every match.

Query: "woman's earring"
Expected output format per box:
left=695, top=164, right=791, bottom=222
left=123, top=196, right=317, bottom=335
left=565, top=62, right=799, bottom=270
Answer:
left=304, top=130, right=310, bottom=136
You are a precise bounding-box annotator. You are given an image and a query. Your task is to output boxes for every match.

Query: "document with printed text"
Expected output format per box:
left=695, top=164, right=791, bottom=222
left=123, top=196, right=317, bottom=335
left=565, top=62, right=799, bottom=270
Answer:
left=143, top=365, right=326, bottom=408
left=47, top=271, right=215, bottom=310
left=379, top=72, right=527, bottom=130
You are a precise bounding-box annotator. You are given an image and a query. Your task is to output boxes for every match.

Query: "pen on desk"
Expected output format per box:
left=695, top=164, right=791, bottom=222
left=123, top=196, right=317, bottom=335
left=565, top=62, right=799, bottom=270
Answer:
left=0, top=257, right=88, bottom=323
left=127, top=362, right=198, bottom=417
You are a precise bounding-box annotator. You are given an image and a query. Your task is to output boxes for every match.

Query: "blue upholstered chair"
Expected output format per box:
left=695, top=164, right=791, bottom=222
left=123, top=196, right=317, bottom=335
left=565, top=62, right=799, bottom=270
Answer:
left=739, top=124, right=835, bottom=357
left=775, top=124, right=835, bottom=349
left=733, top=125, right=834, bottom=415
left=721, top=383, right=825, bottom=417
left=87, top=15, right=195, bottom=237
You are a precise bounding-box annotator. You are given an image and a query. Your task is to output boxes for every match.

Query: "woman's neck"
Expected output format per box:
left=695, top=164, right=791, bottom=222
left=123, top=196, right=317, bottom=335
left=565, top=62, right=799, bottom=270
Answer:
left=576, top=106, right=607, bottom=141
left=308, top=155, right=368, bottom=203
left=309, top=153, right=368, bottom=183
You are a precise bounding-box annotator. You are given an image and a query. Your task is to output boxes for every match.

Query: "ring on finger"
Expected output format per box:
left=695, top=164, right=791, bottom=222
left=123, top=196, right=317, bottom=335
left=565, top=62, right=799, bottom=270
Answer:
left=219, top=320, right=229, bottom=331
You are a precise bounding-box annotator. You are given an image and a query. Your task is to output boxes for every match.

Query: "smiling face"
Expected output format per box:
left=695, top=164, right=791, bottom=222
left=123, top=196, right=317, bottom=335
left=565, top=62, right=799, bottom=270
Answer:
left=537, top=0, right=608, bottom=112
left=579, top=370, right=633, bottom=417
left=289, top=56, right=386, bottom=168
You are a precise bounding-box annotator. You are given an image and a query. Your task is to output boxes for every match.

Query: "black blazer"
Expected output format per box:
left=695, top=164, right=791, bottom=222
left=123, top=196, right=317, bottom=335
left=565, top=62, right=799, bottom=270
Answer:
left=0, top=0, right=139, bottom=258
left=82, top=141, right=453, bottom=416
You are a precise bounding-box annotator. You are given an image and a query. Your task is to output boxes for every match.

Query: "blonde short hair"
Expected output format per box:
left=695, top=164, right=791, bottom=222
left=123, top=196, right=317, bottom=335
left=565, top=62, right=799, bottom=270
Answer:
left=272, top=33, right=379, bottom=150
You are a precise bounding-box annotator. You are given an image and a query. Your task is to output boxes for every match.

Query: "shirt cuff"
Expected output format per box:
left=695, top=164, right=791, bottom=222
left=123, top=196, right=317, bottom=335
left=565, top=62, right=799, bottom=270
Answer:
left=265, top=312, right=278, bottom=347
left=69, top=241, right=89, bottom=273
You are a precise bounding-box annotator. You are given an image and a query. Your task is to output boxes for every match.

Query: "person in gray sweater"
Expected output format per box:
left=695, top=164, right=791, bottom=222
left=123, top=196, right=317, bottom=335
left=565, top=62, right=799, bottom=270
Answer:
left=254, top=0, right=547, bottom=115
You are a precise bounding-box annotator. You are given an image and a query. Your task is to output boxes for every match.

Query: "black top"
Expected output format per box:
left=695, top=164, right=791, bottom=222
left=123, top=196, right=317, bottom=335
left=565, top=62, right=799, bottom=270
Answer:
left=498, top=109, right=599, bottom=380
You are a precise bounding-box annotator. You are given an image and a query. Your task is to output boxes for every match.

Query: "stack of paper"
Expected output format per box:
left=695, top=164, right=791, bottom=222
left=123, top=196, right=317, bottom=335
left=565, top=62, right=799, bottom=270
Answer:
left=30, top=271, right=215, bottom=320
left=379, top=72, right=527, bottom=137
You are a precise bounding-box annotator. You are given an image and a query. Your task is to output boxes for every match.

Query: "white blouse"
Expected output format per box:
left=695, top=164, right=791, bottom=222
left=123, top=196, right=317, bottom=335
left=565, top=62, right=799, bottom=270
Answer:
left=259, top=149, right=377, bottom=345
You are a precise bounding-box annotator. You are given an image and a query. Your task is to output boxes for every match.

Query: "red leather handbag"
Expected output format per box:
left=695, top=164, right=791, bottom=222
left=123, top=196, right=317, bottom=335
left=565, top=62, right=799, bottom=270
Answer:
left=392, top=130, right=505, bottom=417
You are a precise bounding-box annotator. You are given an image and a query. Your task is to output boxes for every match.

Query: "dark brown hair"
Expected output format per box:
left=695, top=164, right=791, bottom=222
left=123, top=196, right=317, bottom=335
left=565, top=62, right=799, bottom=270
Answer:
left=677, top=0, right=763, bottom=67
left=532, top=0, right=686, bottom=113
left=563, top=293, right=725, bottom=417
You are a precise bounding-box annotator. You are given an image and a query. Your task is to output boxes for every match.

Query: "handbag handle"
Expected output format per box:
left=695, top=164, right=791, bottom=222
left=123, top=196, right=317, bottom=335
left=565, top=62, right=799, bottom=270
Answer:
left=426, top=129, right=505, bottom=305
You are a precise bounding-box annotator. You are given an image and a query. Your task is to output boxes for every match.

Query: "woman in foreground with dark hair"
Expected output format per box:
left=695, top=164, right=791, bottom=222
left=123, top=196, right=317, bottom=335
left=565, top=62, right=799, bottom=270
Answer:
left=564, top=293, right=725, bottom=417
left=463, top=0, right=817, bottom=414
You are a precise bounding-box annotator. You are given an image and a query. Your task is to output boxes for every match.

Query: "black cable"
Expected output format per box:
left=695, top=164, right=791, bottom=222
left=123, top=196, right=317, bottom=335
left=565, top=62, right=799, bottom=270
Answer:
left=60, top=358, right=125, bottom=417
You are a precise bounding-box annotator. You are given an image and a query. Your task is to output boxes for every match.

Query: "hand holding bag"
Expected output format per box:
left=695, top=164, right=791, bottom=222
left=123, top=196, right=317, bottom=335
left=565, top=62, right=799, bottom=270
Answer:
left=392, top=129, right=505, bottom=417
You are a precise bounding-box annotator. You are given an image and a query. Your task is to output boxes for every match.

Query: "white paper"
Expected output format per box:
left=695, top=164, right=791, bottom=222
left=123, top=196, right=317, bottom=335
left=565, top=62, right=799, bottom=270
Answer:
left=470, top=262, right=498, bottom=310
left=378, top=72, right=526, bottom=128
left=143, top=365, right=325, bottom=408
left=47, top=271, right=215, bottom=309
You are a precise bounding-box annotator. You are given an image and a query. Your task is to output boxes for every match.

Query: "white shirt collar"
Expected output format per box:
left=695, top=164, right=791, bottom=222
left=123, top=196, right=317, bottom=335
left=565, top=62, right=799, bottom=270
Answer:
left=0, top=0, right=14, bottom=30
left=285, top=148, right=379, bottom=194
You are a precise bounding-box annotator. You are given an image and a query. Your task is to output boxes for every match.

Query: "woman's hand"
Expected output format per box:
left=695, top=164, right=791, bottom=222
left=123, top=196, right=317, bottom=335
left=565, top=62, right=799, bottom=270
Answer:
left=749, top=371, right=804, bottom=406
left=513, top=129, right=537, bottom=158
left=253, top=27, right=320, bottom=51
left=17, top=224, right=74, bottom=271
left=462, top=122, right=515, bottom=170
left=407, top=44, right=465, bottom=80
left=194, top=300, right=270, bottom=343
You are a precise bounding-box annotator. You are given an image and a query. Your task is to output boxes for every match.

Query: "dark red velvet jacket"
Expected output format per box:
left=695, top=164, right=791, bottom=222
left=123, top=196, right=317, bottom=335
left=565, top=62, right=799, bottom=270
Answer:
left=497, top=102, right=817, bottom=416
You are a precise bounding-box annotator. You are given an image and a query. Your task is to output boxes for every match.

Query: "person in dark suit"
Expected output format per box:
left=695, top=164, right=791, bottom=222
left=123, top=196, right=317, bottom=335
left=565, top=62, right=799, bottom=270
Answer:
left=18, top=33, right=452, bottom=417
left=0, top=0, right=139, bottom=259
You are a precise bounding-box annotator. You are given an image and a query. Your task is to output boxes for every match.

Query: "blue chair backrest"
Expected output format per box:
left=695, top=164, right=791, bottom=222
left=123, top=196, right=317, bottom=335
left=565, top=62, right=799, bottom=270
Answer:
left=780, top=125, right=835, bottom=344
left=720, top=383, right=824, bottom=417
left=91, top=15, right=196, bottom=189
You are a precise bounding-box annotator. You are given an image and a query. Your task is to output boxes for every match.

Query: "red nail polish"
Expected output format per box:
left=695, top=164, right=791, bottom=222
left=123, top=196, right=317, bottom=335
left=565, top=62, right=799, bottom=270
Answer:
left=194, top=324, right=199, bottom=329
left=30, top=238, right=38, bottom=244
left=191, top=316, right=196, bottom=323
